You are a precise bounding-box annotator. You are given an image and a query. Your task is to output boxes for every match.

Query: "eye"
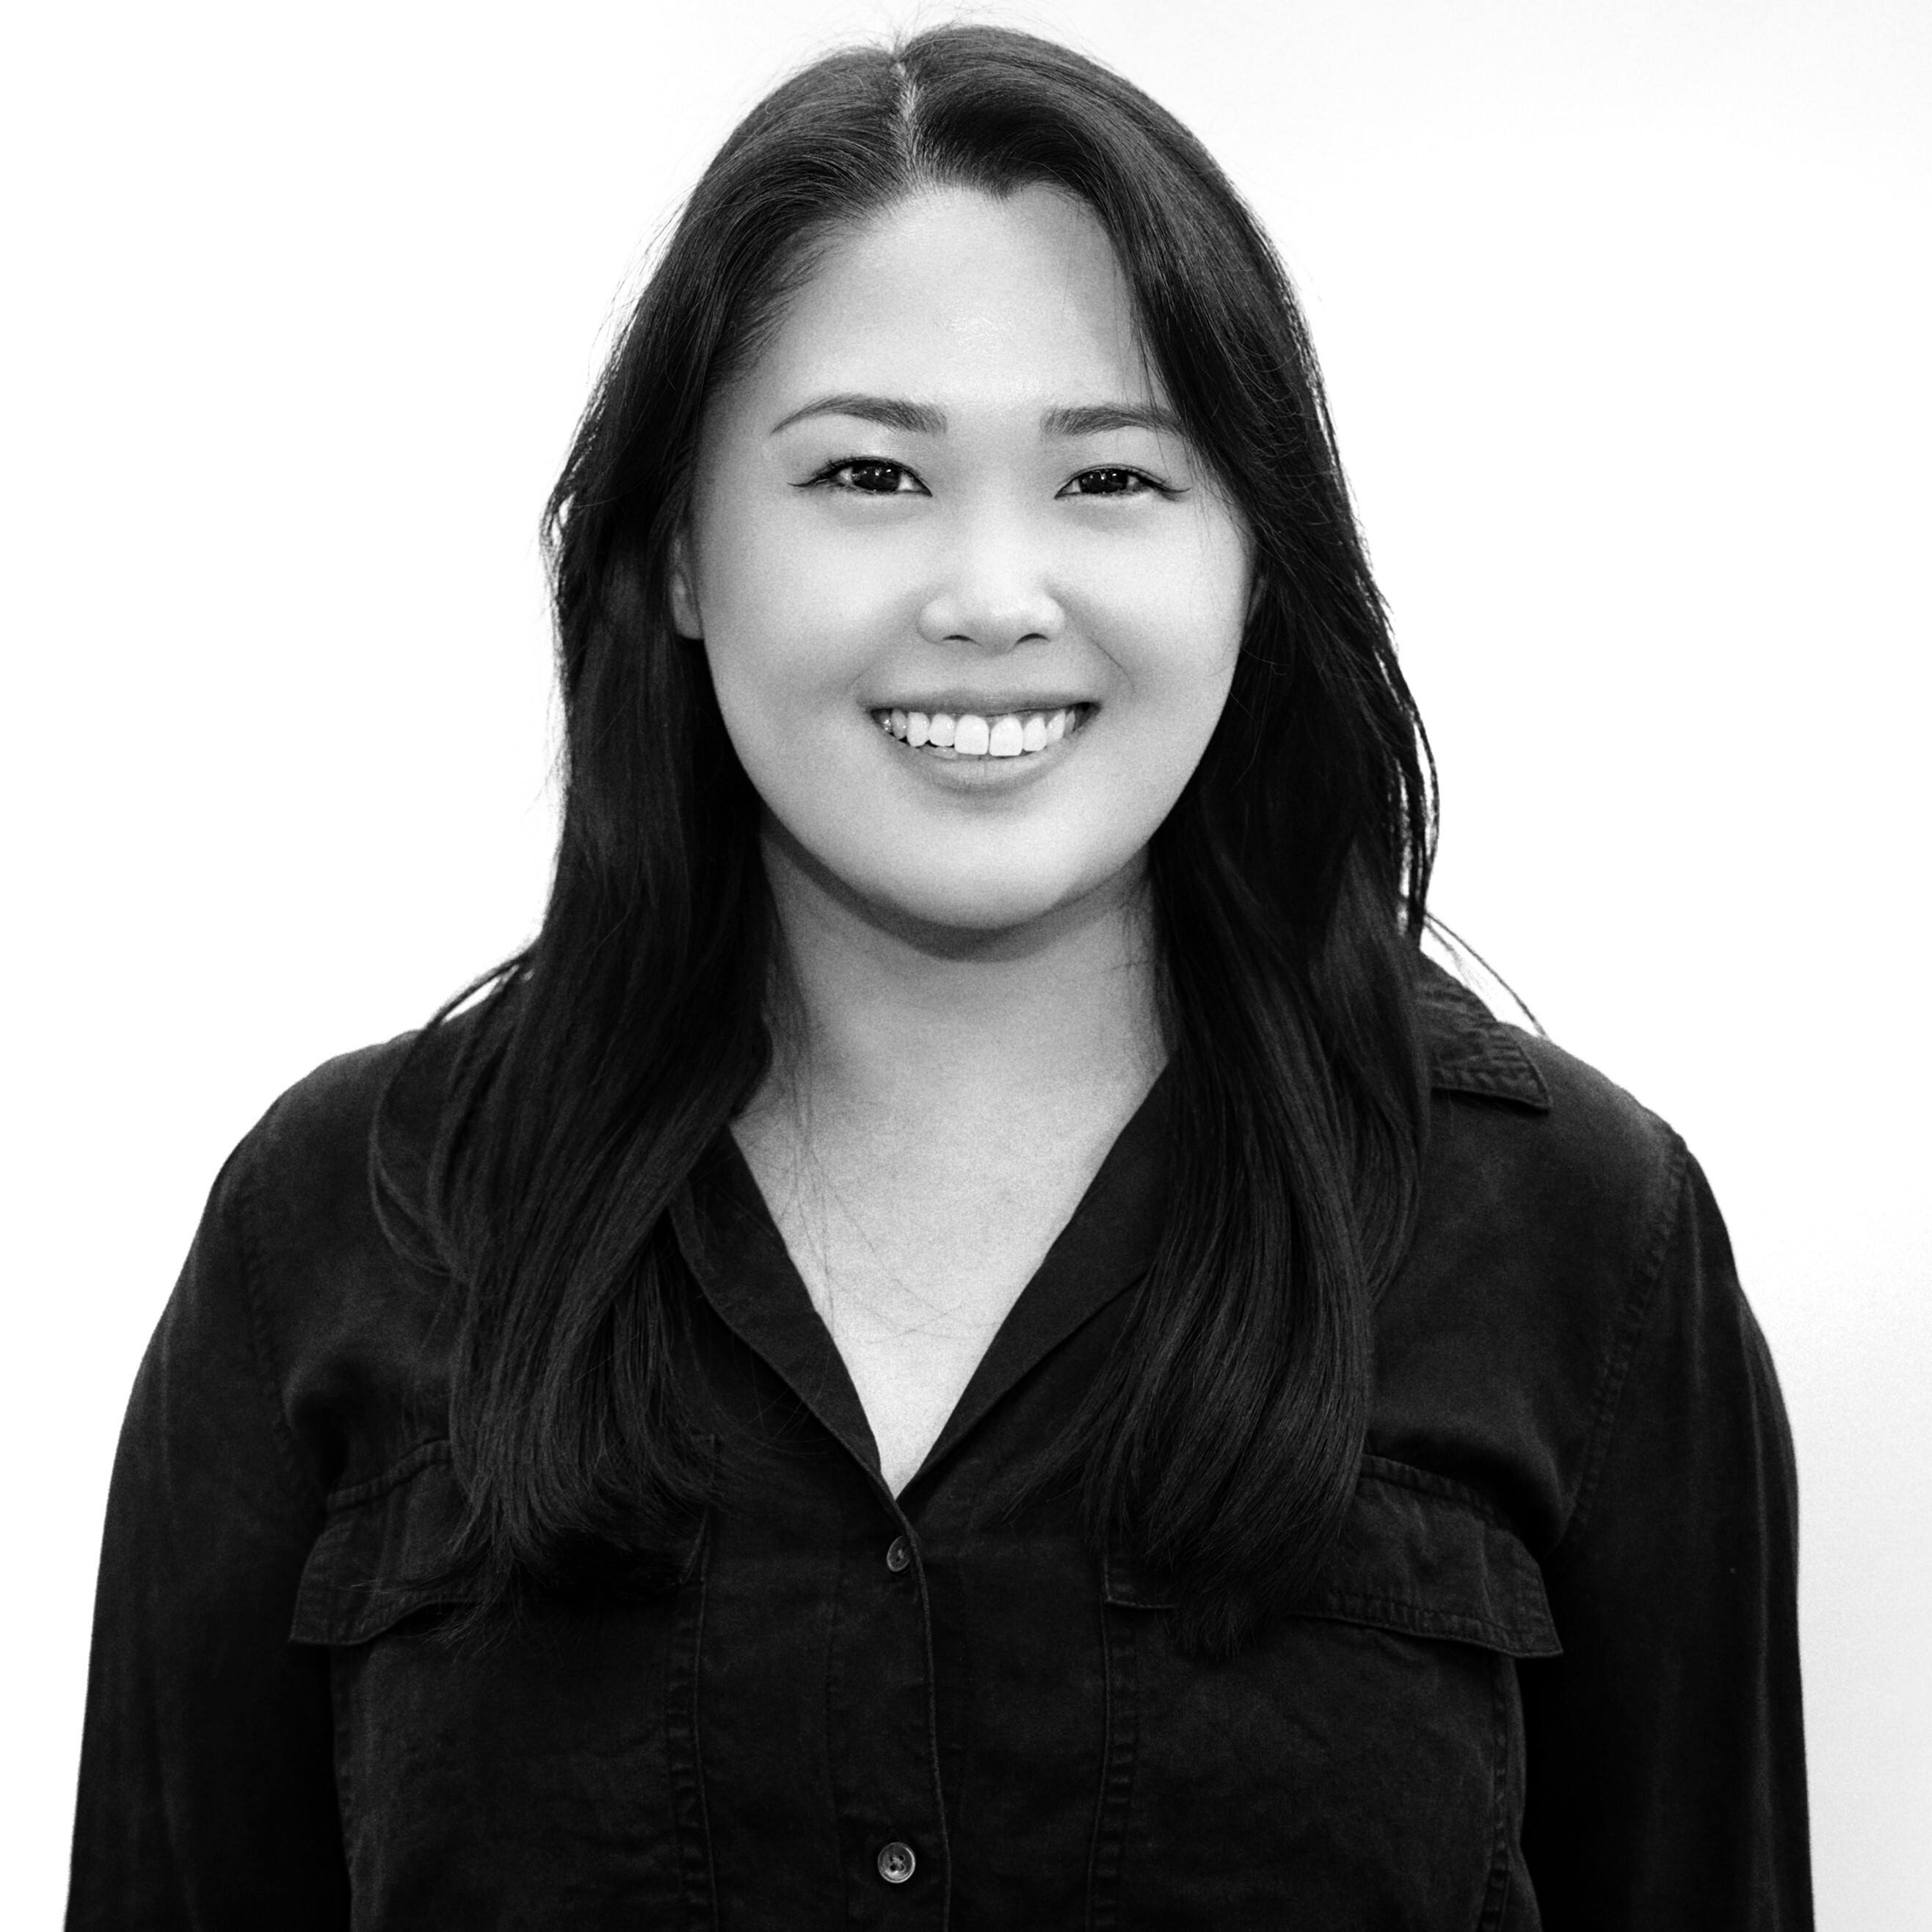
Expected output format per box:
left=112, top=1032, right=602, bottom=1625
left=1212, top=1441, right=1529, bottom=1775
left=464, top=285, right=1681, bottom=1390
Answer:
left=1058, top=466, right=1168, bottom=498
left=813, top=458, right=928, bottom=495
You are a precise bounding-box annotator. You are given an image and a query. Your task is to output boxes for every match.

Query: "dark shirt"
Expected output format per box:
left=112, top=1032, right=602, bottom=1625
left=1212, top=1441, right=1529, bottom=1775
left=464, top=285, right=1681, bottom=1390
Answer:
left=67, top=970, right=1810, bottom=1928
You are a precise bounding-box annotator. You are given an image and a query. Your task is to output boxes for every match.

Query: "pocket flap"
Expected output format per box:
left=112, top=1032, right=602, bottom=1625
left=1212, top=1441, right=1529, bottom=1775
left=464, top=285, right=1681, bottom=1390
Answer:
left=1104, top=1456, right=1561, bottom=1658
left=291, top=1443, right=473, bottom=1647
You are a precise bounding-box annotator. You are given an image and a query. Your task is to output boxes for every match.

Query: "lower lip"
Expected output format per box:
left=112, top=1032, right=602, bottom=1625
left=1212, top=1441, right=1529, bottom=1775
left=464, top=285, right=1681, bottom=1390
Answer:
left=871, top=709, right=1092, bottom=791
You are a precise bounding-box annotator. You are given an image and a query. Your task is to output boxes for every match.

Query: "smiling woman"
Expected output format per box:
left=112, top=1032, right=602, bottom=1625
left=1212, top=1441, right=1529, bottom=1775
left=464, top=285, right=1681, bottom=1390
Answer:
left=678, top=185, right=1249, bottom=926
left=67, top=23, right=1809, bottom=1932
left=676, top=182, right=1252, bottom=1492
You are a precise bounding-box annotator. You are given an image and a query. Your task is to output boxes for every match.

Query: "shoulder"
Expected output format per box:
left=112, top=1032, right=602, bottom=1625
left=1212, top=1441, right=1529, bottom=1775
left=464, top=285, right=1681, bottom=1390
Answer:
left=243, top=1032, right=420, bottom=1190
left=1376, top=963, right=1702, bottom=1549
left=1416, top=960, right=1686, bottom=1254
left=204, top=1017, right=475, bottom=1495
left=235, top=1005, right=480, bottom=1228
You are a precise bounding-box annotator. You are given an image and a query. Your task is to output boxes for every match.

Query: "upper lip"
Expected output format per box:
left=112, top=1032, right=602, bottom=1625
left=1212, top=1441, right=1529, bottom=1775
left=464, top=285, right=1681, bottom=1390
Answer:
left=865, top=694, right=1092, bottom=715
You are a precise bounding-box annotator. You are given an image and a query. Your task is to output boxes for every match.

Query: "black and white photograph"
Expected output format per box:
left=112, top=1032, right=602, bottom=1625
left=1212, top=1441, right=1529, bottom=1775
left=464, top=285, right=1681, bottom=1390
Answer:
left=7, top=1, right=1927, bottom=1924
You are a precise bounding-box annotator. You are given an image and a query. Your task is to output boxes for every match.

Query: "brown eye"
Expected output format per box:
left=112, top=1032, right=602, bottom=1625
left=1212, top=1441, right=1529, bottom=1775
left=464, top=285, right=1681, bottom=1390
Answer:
left=835, top=460, right=916, bottom=494
left=1063, top=467, right=1150, bottom=497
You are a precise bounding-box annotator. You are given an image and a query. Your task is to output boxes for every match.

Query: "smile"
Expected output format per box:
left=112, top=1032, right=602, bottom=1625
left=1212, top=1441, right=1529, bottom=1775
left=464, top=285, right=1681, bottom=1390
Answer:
left=871, top=704, right=1094, bottom=759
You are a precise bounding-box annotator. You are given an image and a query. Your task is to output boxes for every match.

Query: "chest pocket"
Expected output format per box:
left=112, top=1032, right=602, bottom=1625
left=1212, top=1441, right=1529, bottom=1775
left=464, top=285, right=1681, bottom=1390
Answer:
left=289, top=1444, right=713, bottom=1929
left=1095, top=1458, right=1557, bottom=1932
left=290, top=1443, right=476, bottom=1646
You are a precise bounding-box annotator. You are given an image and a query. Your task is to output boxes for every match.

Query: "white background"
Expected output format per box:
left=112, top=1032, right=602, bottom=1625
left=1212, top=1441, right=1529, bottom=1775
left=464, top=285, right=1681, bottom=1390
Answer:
left=5, top=1, right=1926, bottom=1921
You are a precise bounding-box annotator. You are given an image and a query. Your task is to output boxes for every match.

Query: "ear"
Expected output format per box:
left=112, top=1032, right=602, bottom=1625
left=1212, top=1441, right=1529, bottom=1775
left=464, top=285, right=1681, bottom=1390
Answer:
left=667, top=527, right=704, bottom=640
left=1245, top=557, right=1268, bottom=625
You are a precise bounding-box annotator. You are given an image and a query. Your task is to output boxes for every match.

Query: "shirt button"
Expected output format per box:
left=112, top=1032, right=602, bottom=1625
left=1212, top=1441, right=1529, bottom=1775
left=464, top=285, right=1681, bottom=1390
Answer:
left=885, top=1535, right=912, bottom=1573
left=876, top=1840, right=917, bottom=1884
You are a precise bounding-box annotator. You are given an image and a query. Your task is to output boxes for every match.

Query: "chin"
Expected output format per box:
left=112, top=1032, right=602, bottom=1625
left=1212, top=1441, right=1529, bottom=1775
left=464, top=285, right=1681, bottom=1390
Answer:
left=898, top=889, right=1069, bottom=937
left=858, top=846, right=1141, bottom=942
left=766, top=805, right=1149, bottom=942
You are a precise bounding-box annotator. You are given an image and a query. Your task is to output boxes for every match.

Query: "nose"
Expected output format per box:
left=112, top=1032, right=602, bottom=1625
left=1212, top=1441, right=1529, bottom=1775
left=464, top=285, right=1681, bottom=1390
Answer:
left=915, top=509, right=1065, bottom=655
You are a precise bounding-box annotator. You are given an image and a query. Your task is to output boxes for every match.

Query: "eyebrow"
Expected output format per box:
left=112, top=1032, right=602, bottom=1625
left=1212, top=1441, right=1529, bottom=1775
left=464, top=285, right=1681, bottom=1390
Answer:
left=1040, top=402, right=1184, bottom=438
left=770, top=394, right=945, bottom=436
left=768, top=394, right=1185, bottom=439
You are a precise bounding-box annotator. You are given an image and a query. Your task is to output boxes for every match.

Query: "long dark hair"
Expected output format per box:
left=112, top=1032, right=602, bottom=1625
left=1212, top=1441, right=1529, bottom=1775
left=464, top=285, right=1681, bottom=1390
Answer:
left=377, top=23, right=1435, bottom=1655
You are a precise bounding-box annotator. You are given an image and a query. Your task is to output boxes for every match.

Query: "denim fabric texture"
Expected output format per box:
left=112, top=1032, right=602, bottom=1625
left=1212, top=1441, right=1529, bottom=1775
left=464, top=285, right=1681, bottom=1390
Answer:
left=67, top=966, right=1811, bottom=1928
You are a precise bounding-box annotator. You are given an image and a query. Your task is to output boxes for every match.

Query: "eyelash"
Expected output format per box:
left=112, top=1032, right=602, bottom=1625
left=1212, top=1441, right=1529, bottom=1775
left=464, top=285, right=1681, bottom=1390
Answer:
left=805, top=458, right=1175, bottom=499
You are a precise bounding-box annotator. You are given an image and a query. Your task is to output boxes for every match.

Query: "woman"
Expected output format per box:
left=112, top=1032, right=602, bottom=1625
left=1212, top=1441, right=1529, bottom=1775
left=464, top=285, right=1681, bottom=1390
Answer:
left=68, top=25, right=1809, bottom=1929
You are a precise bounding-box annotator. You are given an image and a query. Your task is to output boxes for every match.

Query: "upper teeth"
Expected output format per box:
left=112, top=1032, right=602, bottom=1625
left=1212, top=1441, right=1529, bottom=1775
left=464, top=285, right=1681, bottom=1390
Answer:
left=874, top=706, right=1082, bottom=758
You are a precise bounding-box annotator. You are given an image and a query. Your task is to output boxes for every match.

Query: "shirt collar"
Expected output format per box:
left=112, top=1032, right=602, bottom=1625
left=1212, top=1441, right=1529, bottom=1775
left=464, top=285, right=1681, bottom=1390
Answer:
left=668, top=954, right=1547, bottom=1497
left=670, top=1073, right=1172, bottom=1498
left=1417, top=956, right=1552, bottom=1111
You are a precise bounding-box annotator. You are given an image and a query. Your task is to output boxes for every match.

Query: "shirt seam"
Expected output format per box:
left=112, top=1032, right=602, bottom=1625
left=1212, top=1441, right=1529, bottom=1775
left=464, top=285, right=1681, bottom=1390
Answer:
left=324, top=1437, right=452, bottom=1512
left=1542, top=1127, right=1691, bottom=1569
left=1357, top=1453, right=1514, bottom=1529
left=1300, top=1594, right=1542, bottom=1652
left=233, top=1102, right=331, bottom=1513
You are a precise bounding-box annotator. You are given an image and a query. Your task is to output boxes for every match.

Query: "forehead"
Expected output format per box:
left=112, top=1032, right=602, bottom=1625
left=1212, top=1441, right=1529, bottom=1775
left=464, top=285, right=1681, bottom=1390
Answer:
left=743, top=184, right=1155, bottom=412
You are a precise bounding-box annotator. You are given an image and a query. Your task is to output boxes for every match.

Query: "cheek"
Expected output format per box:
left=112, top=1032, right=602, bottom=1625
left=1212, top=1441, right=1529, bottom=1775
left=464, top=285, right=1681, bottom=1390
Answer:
left=1089, top=526, right=1248, bottom=714
left=699, top=515, right=908, bottom=721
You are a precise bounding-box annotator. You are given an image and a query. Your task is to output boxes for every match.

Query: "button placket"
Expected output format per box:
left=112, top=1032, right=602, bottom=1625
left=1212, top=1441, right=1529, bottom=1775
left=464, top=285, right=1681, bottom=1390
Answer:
left=827, top=1503, right=946, bottom=1917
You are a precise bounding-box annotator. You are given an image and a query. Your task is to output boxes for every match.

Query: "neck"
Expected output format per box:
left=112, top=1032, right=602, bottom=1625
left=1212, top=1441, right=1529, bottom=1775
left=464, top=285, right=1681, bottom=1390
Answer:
left=752, top=818, right=1165, bottom=1125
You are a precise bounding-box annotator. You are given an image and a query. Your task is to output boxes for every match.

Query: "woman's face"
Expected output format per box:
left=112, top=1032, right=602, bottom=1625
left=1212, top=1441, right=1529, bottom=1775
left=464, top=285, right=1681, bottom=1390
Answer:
left=674, top=184, right=1251, bottom=937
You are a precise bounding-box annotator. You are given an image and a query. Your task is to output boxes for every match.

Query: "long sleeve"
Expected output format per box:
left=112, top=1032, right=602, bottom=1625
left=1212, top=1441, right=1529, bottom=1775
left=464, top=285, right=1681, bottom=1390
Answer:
left=67, top=1130, right=350, bottom=1928
left=1519, top=1150, right=1811, bottom=1928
